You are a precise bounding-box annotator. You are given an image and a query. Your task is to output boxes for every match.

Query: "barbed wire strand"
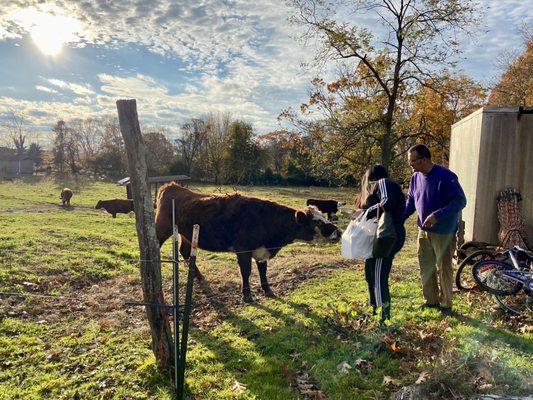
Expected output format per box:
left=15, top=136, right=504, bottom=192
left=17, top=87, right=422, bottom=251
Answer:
left=0, top=259, right=350, bottom=308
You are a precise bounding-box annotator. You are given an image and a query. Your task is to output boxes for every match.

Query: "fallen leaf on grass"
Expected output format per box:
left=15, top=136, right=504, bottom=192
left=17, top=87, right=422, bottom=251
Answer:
left=415, top=371, right=430, bottom=384
left=336, top=361, right=352, bottom=374
left=354, top=358, right=373, bottom=372
left=290, top=350, right=301, bottom=361
left=383, top=375, right=401, bottom=386
left=418, top=331, right=434, bottom=341
left=231, top=380, right=246, bottom=392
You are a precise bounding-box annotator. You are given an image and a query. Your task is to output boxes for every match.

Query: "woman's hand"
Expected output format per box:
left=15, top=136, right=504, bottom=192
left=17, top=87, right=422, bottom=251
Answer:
left=351, top=209, right=364, bottom=219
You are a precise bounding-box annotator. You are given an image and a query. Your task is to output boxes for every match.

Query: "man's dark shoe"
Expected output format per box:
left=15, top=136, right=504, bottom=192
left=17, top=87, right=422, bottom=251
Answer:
left=440, top=307, right=453, bottom=316
left=421, top=302, right=440, bottom=309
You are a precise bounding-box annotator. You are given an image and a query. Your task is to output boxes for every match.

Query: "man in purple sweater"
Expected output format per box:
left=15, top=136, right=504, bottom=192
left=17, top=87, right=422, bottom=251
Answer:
left=404, top=144, right=466, bottom=314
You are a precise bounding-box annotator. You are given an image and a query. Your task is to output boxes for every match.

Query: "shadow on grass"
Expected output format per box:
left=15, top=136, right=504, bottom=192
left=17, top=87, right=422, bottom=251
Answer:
left=185, top=278, right=342, bottom=399
left=453, top=313, right=533, bottom=353
left=184, top=277, right=392, bottom=399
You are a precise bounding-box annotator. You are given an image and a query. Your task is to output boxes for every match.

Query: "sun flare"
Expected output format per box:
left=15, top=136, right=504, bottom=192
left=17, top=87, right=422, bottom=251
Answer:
left=9, top=6, right=84, bottom=56
left=31, top=24, right=65, bottom=56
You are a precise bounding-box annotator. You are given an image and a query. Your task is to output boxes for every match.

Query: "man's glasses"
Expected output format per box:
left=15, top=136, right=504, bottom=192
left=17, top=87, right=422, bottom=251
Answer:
left=408, top=157, right=424, bottom=165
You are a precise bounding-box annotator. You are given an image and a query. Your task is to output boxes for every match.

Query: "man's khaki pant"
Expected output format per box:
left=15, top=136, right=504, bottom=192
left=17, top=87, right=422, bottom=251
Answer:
left=417, top=229, right=456, bottom=308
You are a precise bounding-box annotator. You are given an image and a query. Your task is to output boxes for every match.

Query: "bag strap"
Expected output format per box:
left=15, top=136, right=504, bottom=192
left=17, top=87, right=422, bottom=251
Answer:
left=376, top=178, right=386, bottom=219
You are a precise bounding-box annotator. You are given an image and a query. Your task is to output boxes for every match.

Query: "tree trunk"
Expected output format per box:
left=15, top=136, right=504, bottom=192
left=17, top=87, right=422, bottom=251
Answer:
left=116, top=99, right=174, bottom=375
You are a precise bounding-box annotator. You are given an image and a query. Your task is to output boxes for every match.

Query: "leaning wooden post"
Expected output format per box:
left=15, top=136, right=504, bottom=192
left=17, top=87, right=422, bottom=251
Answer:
left=116, top=99, right=174, bottom=374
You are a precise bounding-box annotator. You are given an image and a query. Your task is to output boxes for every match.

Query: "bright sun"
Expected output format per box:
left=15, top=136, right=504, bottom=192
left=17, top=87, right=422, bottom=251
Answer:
left=10, top=6, right=84, bottom=56
left=31, top=22, right=66, bottom=56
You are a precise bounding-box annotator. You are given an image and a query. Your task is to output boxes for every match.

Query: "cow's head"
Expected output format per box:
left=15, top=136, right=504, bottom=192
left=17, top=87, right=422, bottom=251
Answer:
left=95, top=200, right=103, bottom=209
left=295, top=205, right=342, bottom=243
left=334, top=201, right=346, bottom=212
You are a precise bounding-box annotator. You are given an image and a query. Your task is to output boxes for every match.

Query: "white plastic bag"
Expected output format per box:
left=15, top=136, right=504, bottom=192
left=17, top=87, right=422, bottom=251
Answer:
left=341, top=210, right=377, bottom=260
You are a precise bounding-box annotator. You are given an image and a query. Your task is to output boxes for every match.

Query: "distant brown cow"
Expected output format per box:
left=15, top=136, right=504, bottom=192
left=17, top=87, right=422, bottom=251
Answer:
left=155, top=183, right=342, bottom=303
left=60, top=188, right=73, bottom=206
left=95, top=199, right=134, bottom=218
left=306, top=199, right=346, bottom=221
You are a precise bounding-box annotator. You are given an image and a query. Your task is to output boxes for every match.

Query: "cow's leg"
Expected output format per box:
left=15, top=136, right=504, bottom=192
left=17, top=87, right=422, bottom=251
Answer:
left=256, top=261, right=275, bottom=298
left=327, top=212, right=332, bottom=221
left=237, top=252, right=253, bottom=303
left=179, top=240, right=204, bottom=281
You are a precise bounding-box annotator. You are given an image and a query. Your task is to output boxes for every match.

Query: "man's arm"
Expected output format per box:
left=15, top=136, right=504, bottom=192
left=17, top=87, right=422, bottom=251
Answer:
left=432, top=175, right=467, bottom=221
left=404, top=178, right=416, bottom=221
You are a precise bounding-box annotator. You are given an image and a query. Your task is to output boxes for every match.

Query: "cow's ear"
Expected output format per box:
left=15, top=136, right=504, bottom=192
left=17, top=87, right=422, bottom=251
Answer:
left=295, top=210, right=307, bottom=225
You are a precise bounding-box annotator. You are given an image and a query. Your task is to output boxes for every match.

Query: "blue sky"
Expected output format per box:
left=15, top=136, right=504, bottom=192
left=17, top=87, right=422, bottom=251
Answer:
left=0, top=1, right=531, bottom=145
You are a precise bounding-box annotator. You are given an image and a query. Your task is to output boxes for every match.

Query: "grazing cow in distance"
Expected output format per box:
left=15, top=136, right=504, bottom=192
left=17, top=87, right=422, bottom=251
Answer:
left=306, top=199, right=346, bottom=221
left=155, top=183, right=342, bottom=303
left=60, top=188, right=73, bottom=206
left=95, top=199, right=134, bottom=218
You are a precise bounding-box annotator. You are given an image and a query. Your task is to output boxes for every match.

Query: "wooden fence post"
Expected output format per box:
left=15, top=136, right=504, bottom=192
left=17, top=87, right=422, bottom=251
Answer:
left=116, top=99, right=174, bottom=375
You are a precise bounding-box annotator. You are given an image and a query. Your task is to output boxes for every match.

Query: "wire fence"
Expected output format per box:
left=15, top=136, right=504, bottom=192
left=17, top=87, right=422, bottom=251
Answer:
left=0, top=249, right=349, bottom=309
left=0, top=188, right=346, bottom=312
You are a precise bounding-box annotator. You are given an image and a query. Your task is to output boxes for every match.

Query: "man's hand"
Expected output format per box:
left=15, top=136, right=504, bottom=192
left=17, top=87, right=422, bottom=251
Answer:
left=422, top=213, right=437, bottom=229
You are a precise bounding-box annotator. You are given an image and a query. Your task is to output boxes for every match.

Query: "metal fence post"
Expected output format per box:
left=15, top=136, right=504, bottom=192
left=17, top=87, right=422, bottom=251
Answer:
left=172, top=199, right=180, bottom=393
left=177, top=224, right=200, bottom=398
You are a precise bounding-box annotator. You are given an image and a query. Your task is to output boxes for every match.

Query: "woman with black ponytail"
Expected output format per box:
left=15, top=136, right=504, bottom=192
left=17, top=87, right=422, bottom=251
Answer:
left=354, top=165, right=406, bottom=322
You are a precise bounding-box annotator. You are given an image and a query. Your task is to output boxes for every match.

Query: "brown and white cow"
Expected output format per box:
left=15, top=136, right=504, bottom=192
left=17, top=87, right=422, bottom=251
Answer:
left=306, top=199, right=346, bottom=221
left=155, top=183, right=342, bottom=303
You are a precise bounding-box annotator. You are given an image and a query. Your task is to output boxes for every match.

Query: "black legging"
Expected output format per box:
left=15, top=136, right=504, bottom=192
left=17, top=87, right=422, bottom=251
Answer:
left=364, top=226, right=405, bottom=308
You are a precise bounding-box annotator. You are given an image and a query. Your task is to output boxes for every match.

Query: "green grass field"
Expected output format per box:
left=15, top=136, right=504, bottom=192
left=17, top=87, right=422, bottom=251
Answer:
left=0, top=177, right=531, bottom=399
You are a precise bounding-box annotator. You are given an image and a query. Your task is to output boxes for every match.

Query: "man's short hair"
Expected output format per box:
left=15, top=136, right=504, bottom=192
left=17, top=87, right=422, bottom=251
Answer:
left=409, top=144, right=431, bottom=160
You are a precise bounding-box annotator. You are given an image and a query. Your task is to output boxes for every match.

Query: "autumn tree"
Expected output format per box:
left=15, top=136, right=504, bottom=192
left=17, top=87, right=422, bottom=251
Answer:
left=408, top=74, right=486, bottom=164
left=282, top=66, right=390, bottom=182
left=143, top=131, right=176, bottom=176
left=27, top=143, right=43, bottom=166
left=223, top=121, right=266, bottom=184
left=260, top=129, right=300, bottom=176
left=204, top=112, right=232, bottom=184
left=176, top=119, right=207, bottom=177
left=6, top=111, right=27, bottom=155
left=488, top=31, right=533, bottom=106
left=93, top=117, right=128, bottom=179
left=289, top=0, right=480, bottom=169
left=70, top=118, right=104, bottom=177
left=52, top=120, right=67, bottom=173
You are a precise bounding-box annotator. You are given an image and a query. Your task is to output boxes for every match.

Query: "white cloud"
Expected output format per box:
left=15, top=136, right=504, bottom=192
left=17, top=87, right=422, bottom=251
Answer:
left=47, top=79, right=94, bottom=96
left=35, top=85, right=58, bottom=94
left=0, top=0, right=531, bottom=136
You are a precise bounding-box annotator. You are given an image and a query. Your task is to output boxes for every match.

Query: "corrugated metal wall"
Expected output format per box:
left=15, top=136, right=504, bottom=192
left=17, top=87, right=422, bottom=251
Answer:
left=450, top=107, right=533, bottom=245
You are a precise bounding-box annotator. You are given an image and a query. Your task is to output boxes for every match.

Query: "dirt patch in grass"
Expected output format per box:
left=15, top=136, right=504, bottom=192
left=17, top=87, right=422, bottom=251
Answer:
left=0, top=254, right=355, bottom=331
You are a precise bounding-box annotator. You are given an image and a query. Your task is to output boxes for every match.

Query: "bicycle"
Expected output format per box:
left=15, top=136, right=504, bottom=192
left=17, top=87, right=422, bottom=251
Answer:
left=455, top=241, right=507, bottom=291
left=471, top=246, right=533, bottom=315
left=456, top=249, right=497, bottom=291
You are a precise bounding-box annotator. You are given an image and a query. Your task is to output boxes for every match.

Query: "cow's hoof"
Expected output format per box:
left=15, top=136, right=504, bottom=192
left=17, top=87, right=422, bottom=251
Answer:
left=264, top=290, right=276, bottom=298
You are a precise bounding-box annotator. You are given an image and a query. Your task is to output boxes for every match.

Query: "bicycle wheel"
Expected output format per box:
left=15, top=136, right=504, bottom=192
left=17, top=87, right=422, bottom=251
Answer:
left=495, top=292, right=533, bottom=316
left=455, top=250, right=495, bottom=291
left=472, top=260, right=523, bottom=296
